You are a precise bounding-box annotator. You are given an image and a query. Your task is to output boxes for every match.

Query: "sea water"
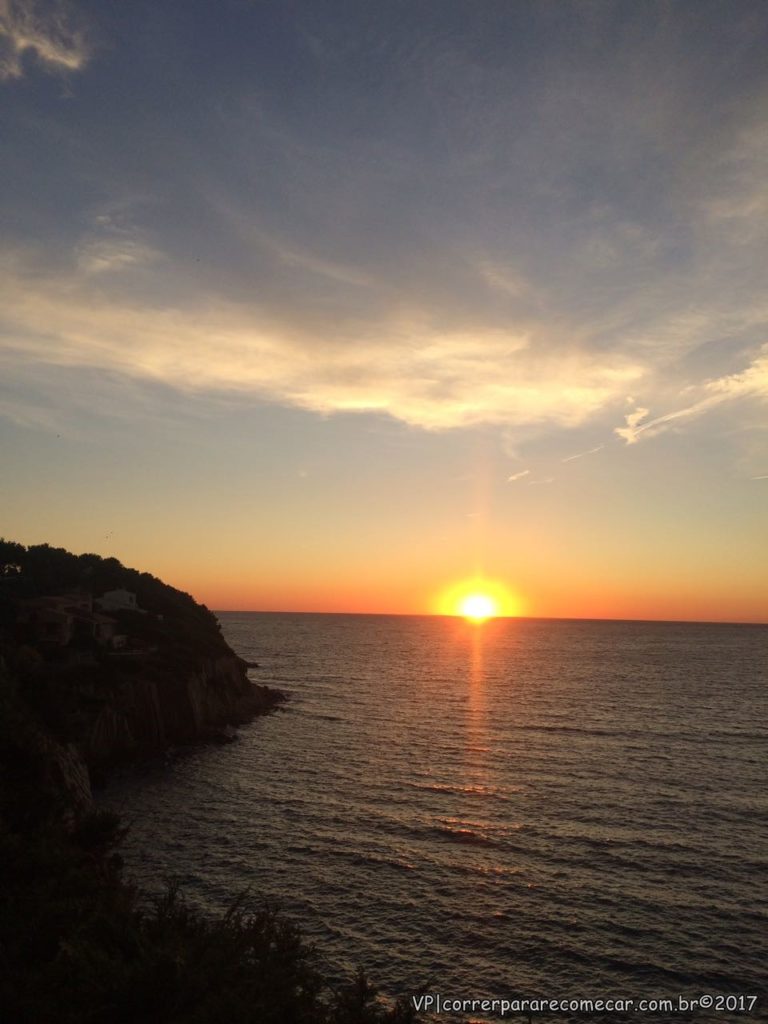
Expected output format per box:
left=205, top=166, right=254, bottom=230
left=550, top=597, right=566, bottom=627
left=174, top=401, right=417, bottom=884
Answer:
left=99, top=614, right=768, bottom=1014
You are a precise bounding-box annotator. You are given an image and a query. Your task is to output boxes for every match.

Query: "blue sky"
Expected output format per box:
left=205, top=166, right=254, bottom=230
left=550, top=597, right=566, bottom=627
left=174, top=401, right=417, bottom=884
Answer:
left=1, top=0, right=767, bottom=618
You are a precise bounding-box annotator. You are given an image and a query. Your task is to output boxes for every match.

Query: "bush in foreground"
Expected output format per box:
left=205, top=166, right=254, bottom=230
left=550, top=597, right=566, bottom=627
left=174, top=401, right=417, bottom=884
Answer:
left=0, top=812, right=418, bottom=1024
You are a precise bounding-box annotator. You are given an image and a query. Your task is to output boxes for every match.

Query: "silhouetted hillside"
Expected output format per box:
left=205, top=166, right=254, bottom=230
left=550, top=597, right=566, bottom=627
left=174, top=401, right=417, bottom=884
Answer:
left=0, top=541, right=419, bottom=1024
left=0, top=540, right=282, bottom=778
left=0, top=540, right=227, bottom=658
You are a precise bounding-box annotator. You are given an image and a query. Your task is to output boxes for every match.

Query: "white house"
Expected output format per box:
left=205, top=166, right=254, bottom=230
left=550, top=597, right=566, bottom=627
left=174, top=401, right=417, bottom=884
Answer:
left=97, top=588, right=141, bottom=612
left=18, top=595, right=118, bottom=647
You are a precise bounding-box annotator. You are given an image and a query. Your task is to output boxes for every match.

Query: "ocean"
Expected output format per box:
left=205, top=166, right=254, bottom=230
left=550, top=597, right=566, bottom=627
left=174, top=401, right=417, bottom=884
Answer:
left=98, top=614, right=768, bottom=1017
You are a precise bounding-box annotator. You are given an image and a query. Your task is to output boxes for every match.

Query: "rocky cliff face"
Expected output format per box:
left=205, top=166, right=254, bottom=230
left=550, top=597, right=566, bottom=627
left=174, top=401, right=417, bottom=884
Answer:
left=83, top=654, right=282, bottom=771
left=0, top=542, right=285, bottom=827
left=35, top=732, right=94, bottom=825
left=0, top=655, right=93, bottom=828
left=1, top=649, right=282, bottom=828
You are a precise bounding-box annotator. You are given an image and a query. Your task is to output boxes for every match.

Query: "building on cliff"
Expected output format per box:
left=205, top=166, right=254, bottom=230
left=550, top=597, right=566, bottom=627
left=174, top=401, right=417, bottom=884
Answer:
left=96, top=588, right=143, bottom=613
left=17, top=594, right=122, bottom=649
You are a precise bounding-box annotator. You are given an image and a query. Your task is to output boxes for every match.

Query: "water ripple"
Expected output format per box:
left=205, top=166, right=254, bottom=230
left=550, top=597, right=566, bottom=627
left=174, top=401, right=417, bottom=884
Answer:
left=98, top=615, right=768, bottom=1004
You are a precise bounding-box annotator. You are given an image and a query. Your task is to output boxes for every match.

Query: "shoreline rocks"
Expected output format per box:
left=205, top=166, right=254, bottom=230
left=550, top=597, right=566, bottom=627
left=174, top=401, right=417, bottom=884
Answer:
left=83, top=653, right=285, bottom=779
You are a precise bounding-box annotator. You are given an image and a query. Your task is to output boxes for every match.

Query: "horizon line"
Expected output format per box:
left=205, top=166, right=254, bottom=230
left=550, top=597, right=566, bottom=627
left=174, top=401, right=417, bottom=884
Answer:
left=212, top=610, right=768, bottom=627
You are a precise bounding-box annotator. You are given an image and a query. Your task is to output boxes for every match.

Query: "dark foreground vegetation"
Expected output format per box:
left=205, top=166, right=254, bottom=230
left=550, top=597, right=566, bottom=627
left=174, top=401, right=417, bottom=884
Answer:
left=0, top=541, right=418, bottom=1023
left=0, top=814, right=417, bottom=1023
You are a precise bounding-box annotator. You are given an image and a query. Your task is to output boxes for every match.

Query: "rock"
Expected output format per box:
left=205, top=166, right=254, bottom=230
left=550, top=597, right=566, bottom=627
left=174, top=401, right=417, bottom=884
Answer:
left=81, top=653, right=284, bottom=772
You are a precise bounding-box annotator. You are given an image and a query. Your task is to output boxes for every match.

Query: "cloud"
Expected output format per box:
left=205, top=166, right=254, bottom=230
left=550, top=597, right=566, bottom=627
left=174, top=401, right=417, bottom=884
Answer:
left=2, top=2, right=768, bottom=455
left=271, top=240, right=374, bottom=289
left=699, top=124, right=768, bottom=245
left=507, top=469, right=529, bottom=482
left=0, top=245, right=645, bottom=433
left=615, top=347, right=768, bottom=444
left=562, top=444, right=605, bottom=463
left=477, top=260, right=534, bottom=299
left=0, top=0, right=90, bottom=80
left=76, top=238, right=161, bottom=276
left=625, top=407, right=649, bottom=430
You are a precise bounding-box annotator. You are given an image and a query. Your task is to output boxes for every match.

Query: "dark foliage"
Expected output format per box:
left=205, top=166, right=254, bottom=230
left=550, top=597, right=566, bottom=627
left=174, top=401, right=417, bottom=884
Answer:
left=0, top=813, right=419, bottom=1024
left=0, top=540, right=265, bottom=758
left=0, top=544, right=421, bottom=1024
left=0, top=539, right=227, bottom=657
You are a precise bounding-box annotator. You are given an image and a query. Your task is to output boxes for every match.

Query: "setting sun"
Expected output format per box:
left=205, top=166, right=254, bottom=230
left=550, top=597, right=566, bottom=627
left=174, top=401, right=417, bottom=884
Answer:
left=435, top=577, right=522, bottom=620
left=458, top=593, right=498, bottom=622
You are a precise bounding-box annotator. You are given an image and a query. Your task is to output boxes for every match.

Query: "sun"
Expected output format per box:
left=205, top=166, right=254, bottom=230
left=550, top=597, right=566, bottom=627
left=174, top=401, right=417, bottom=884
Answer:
left=435, top=577, right=522, bottom=621
left=458, top=593, right=499, bottom=622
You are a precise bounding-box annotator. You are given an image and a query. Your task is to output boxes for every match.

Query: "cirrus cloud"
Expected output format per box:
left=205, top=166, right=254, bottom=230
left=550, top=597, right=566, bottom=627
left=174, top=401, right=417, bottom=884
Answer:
left=0, top=0, right=90, bottom=80
left=0, top=244, right=644, bottom=433
left=615, top=347, right=768, bottom=445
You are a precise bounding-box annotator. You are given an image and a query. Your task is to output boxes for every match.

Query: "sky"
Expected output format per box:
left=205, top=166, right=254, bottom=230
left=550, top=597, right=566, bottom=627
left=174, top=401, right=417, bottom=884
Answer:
left=1, top=0, right=767, bottom=622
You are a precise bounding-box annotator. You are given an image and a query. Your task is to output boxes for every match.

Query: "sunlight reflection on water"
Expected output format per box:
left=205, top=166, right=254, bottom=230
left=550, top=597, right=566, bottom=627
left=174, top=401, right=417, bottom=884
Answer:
left=98, top=615, right=768, bottom=1006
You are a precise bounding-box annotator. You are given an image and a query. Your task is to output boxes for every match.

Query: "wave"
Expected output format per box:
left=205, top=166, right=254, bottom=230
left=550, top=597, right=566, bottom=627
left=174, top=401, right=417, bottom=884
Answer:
left=431, top=825, right=497, bottom=847
left=406, top=780, right=520, bottom=800
left=104, top=612, right=768, bottom=1003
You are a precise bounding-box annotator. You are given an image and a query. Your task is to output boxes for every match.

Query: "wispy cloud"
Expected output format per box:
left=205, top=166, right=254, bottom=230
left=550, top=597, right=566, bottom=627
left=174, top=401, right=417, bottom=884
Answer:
left=0, top=0, right=90, bottom=80
left=2, top=1, right=768, bottom=460
left=699, top=124, right=768, bottom=246
left=626, top=408, right=649, bottom=430
left=76, top=238, right=161, bottom=276
left=507, top=469, right=530, bottom=482
left=0, top=245, right=644, bottom=432
left=562, top=444, right=605, bottom=463
left=615, top=348, right=768, bottom=444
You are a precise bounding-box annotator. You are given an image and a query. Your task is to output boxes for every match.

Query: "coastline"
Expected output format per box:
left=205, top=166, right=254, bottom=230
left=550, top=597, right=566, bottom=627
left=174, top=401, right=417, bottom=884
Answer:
left=0, top=544, right=418, bottom=1023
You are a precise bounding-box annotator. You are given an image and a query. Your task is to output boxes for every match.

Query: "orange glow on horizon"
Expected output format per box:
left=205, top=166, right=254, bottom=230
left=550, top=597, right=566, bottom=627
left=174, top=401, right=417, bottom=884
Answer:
left=161, top=563, right=765, bottom=624
left=435, top=577, right=523, bottom=620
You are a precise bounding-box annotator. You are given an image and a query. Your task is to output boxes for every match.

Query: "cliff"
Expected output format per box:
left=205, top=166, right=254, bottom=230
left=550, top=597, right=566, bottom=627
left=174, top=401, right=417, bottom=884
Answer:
left=0, top=540, right=283, bottom=824
left=0, top=657, right=93, bottom=828
left=0, top=543, right=420, bottom=1024
left=83, top=651, right=280, bottom=770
